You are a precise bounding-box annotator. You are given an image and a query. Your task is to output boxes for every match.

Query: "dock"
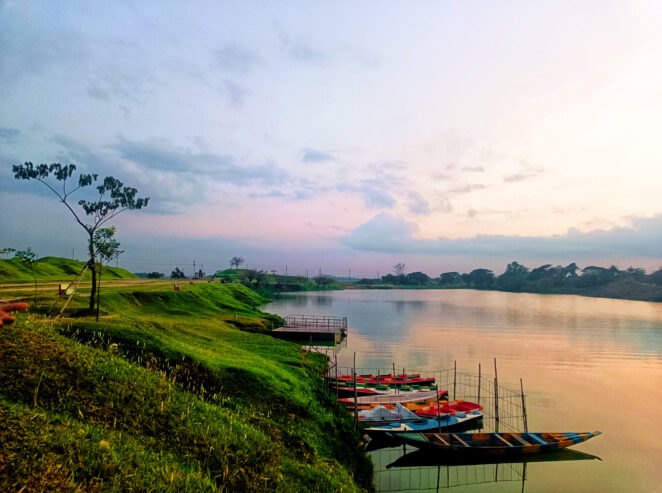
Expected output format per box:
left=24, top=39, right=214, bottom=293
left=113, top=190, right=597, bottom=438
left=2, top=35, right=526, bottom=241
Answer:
left=271, top=315, right=347, bottom=342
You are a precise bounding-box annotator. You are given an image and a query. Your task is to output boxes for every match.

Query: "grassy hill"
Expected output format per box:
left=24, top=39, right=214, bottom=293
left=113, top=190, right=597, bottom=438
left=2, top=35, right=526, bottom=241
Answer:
left=0, top=281, right=372, bottom=491
left=0, top=256, right=137, bottom=283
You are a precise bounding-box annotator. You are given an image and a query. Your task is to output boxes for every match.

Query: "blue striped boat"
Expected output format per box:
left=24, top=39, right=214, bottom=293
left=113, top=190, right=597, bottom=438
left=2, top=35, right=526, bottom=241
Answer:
left=394, top=431, right=602, bottom=455
left=364, top=410, right=483, bottom=434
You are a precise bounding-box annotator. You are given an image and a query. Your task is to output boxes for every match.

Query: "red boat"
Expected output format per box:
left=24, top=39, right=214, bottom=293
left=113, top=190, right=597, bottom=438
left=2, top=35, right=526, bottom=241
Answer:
left=335, top=373, right=435, bottom=387
left=415, top=399, right=483, bottom=418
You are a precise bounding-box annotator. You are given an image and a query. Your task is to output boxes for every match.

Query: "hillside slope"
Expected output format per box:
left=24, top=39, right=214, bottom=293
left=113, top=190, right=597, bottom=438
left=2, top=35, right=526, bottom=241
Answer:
left=0, top=256, right=137, bottom=283
left=0, top=282, right=372, bottom=491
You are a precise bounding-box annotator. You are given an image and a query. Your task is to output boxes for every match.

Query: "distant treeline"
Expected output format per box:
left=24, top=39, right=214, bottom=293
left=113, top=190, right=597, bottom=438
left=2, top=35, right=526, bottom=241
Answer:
left=356, top=262, right=662, bottom=301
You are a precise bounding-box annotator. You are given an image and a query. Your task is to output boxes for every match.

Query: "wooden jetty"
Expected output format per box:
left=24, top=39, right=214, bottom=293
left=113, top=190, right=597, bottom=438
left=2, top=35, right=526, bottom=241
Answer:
left=271, top=315, right=347, bottom=342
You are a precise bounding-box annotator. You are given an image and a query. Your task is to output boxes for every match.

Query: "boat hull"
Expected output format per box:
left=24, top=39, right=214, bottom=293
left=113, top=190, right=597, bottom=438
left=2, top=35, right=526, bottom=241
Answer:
left=394, top=431, right=602, bottom=456
left=364, top=411, right=483, bottom=434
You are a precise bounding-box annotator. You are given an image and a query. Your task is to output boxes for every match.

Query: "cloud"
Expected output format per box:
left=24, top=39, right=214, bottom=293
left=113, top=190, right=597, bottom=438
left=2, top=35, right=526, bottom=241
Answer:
left=503, top=172, right=538, bottom=182
left=302, top=148, right=335, bottom=163
left=113, top=135, right=290, bottom=186
left=279, top=33, right=325, bottom=63
left=445, top=184, right=485, bottom=196
left=408, top=191, right=431, bottom=215
left=339, top=212, right=417, bottom=252
left=337, top=182, right=396, bottom=209
left=213, top=45, right=262, bottom=74
left=339, top=212, right=662, bottom=258
left=0, top=127, right=22, bottom=142
left=430, top=173, right=453, bottom=181
left=462, top=166, right=484, bottom=172
left=87, top=84, right=109, bottom=101
left=221, top=79, right=249, bottom=108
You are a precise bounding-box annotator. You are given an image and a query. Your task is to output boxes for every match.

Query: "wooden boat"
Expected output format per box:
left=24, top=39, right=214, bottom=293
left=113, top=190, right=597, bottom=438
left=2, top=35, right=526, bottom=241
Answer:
left=338, top=389, right=448, bottom=410
left=415, top=399, right=482, bottom=418
left=394, top=431, right=602, bottom=456
left=364, top=410, right=483, bottom=434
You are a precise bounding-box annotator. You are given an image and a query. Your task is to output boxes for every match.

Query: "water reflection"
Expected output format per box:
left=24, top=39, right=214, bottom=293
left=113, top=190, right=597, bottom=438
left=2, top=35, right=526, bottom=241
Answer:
left=371, top=445, right=600, bottom=492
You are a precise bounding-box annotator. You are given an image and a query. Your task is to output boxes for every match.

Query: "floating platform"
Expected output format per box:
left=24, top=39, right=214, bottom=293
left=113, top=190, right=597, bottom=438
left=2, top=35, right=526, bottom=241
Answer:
left=271, top=315, right=347, bottom=342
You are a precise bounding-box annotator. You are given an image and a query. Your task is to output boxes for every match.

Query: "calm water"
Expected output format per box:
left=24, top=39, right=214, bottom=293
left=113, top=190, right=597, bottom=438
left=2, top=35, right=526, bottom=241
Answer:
left=265, top=289, right=662, bottom=492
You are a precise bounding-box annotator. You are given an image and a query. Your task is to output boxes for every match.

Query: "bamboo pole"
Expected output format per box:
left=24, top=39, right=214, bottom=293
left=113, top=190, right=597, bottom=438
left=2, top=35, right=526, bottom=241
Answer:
left=477, top=363, right=481, bottom=406
left=436, top=384, right=442, bottom=433
left=494, top=358, right=500, bottom=427
left=453, top=361, right=457, bottom=400
left=335, top=354, right=338, bottom=405
left=520, top=378, right=528, bottom=433
left=353, top=352, right=358, bottom=429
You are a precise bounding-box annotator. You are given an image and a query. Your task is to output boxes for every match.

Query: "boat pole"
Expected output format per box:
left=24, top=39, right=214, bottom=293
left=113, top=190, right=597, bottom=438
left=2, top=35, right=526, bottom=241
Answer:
left=353, top=352, right=358, bottom=429
left=335, top=354, right=338, bottom=407
left=520, top=378, right=528, bottom=433
left=453, top=361, right=457, bottom=400
left=436, top=384, right=442, bottom=433
left=477, top=363, right=481, bottom=406
left=494, top=358, right=499, bottom=427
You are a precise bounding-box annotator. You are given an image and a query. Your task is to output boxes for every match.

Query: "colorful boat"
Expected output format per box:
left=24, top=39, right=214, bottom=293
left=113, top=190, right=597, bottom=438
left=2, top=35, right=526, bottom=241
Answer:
left=338, top=389, right=448, bottom=410
left=393, top=431, right=602, bottom=456
left=335, top=373, right=436, bottom=387
left=415, top=399, right=482, bottom=418
left=331, top=381, right=441, bottom=398
left=364, top=410, right=483, bottom=434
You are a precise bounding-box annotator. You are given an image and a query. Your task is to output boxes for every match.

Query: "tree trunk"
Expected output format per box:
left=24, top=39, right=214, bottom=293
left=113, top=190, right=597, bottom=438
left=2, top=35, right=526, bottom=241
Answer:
left=88, top=232, right=96, bottom=311
left=32, top=268, right=38, bottom=307
left=96, top=260, right=101, bottom=322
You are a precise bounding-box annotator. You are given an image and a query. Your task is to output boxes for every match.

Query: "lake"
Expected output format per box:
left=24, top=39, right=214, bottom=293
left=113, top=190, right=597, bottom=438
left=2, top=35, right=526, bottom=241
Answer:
left=265, top=289, right=662, bottom=492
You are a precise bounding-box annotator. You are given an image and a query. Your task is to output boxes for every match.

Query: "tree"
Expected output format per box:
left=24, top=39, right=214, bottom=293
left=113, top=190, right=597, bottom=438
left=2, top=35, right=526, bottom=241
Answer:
left=230, top=256, right=245, bottom=269
left=497, top=261, right=529, bottom=291
left=465, top=268, right=495, bottom=289
left=146, top=272, right=165, bottom=279
left=93, top=227, right=123, bottom=321
left=439, top=272, right=462, bottom=286
left=15, top=247, right=38, bottom=305
left=13, top=162, right=149, bottom=310
left=393, top=263, right=406, bottom=276
left=1, top=247, right=16, bottom=259
left=171, top=267, right=186, bottom=279
left=405, top=271, right=431, bottom=285
left=314, top=275, right=334, bottom=289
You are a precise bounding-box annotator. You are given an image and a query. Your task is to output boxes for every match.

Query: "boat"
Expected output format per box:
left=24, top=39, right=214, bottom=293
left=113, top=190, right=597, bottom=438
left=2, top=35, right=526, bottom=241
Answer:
left=334, top=373, right=436, bottom=387
left=338, top=389, right=448, bottom=409
left=359, top=403, right=426, bottom=426
left=393, top=431, right=602, bottom=456
left=415, top=399, right=482, bottom=418
left=364, top=410, right=483, bottom=434
left=331, top=381, right=442, bottom=399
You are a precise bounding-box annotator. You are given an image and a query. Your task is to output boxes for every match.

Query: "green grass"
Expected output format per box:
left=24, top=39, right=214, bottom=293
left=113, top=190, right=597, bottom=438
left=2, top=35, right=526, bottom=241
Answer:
left=0, top=280, right=373, bottom=491
left=0, top=256, right=137, bottom=283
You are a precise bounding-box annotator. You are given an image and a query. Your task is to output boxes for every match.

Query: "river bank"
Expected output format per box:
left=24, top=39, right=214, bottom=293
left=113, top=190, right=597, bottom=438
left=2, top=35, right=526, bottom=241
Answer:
left=0, top=281, right=373, bottom=491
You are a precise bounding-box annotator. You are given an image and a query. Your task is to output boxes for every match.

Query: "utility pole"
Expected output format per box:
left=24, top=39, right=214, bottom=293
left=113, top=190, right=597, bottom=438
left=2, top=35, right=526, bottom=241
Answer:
left=193, top=260, right=196, bottom=278
left=319, top=266, right=322, bottom=277
left=285, top=265, right=288, bottom=277
left=348, top=267, right=351, bottom=280
left=72, top=248, right=75, bottom=260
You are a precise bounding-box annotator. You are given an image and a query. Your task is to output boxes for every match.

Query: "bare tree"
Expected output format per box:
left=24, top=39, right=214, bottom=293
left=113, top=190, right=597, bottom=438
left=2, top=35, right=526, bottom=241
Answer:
left=230, top=256, right=245, bottom=269
left=393, top=263, right=406, bottom=276
left=13, top=162, right=148, bottom=310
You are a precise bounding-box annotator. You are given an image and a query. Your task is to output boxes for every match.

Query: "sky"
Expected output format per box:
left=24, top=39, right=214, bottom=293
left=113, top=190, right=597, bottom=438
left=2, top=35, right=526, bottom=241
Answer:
left=1, top=1, right=661, bottom=278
